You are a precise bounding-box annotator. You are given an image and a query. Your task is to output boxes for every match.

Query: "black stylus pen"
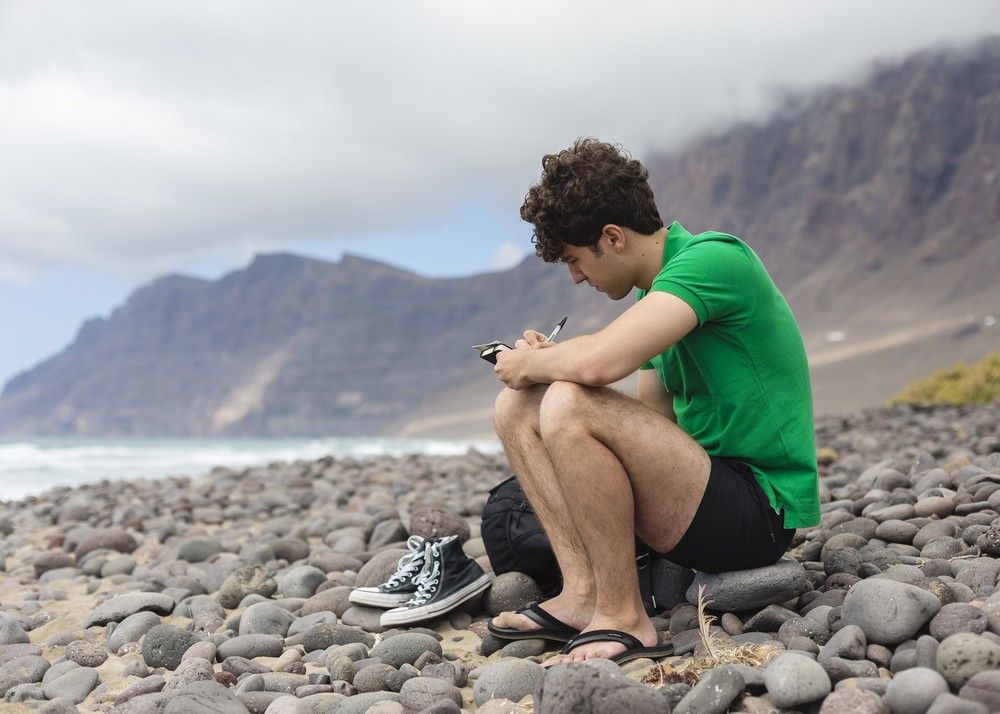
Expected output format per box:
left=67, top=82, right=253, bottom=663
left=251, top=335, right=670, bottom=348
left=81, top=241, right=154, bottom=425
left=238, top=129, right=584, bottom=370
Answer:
left=546, top=316, right=568, bottom=342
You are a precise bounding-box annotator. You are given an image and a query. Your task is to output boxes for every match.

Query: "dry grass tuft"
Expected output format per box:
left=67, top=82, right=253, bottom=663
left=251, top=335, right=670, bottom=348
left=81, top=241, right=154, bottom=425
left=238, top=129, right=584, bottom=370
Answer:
left=644, top=585, right=781, bottom=686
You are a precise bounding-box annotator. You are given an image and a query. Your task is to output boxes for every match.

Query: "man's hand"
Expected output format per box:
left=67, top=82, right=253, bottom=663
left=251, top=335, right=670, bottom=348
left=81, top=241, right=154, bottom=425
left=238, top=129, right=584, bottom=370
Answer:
left=495, top=329, right=555, bottom=389
left=513, top=329, right=557, bottom=350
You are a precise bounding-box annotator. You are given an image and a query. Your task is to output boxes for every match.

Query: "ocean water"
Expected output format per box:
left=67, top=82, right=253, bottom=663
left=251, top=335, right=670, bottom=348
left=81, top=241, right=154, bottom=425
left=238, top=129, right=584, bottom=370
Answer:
left=0, top=436, right=502, bottom=502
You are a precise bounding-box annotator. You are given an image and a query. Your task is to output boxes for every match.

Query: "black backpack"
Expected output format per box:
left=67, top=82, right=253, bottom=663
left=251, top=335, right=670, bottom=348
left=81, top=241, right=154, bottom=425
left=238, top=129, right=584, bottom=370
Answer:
left=481, top=475, right=660, bottom=611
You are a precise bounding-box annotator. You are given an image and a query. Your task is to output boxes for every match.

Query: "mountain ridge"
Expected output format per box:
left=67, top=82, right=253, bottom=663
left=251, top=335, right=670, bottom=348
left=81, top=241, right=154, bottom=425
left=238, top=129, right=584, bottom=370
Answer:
left=1, top=39, right=998, bottom=437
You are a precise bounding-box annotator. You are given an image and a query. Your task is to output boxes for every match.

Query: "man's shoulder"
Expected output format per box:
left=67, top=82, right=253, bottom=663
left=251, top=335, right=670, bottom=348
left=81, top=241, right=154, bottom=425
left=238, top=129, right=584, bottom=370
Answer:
left=683, top=229, right=750, bottom=252
left=663, top=230, right=762, bottom=280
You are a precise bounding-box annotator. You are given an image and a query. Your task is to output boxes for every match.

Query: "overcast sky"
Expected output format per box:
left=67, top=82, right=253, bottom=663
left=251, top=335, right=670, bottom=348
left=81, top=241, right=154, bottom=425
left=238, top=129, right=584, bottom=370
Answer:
left=1, top=1, right=999, bottom=385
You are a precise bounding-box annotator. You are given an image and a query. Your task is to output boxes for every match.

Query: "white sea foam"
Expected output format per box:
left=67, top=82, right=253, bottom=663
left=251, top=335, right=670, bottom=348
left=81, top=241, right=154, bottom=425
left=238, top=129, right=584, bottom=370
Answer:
left=0, top=436, right=501, bottom=502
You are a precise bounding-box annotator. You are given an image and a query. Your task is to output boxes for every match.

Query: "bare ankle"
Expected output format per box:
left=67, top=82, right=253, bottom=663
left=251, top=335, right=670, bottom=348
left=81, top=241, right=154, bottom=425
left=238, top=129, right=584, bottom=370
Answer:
left=591, top=607, right=650, bottom=631
left=557, top=581, right=595, bottom=601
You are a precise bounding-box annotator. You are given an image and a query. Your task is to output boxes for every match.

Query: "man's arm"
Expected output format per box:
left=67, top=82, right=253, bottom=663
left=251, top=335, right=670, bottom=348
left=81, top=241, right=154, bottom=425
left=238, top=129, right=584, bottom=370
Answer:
left=638, top=369, right=676, bottom=423
left=494, top=291, right=698, bottom=389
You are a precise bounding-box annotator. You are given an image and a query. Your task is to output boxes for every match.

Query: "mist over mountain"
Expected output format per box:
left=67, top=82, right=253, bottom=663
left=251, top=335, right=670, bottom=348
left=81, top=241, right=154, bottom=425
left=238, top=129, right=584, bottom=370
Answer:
left=2, top=39, right=997, bottom=437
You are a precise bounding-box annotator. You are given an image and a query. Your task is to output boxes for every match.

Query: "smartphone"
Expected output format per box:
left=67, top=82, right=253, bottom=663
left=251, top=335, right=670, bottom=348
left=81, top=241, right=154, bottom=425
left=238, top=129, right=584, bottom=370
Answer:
left=473, top=340, right=512, bottom=365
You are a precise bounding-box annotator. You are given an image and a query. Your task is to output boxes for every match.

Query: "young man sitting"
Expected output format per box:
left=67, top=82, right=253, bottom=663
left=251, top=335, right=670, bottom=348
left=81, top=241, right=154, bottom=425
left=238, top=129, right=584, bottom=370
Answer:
left=487, top=138, right=820, bottom=666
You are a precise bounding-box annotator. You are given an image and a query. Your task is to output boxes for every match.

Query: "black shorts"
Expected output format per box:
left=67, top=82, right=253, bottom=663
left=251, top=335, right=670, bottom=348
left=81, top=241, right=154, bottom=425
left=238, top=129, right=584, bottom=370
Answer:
left=658, top=457, right=795, bottom=573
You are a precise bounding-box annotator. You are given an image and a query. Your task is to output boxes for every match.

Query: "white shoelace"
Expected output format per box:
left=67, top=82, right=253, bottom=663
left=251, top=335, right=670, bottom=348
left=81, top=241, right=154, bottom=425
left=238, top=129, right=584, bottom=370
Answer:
left=382, top=535, right=426, bottom=589
left=406, top=542, right=442, bottom=606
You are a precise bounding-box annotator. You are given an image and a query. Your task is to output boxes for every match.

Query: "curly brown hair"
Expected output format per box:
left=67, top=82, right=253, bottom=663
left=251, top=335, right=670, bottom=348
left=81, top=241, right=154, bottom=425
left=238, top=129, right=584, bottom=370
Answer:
left=520, top=138, right=664, bottom=263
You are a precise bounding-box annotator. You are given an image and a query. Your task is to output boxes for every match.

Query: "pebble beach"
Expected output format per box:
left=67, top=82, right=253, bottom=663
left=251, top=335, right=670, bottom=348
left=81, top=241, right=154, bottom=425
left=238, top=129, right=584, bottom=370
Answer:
left=2, top=401, right=1000, bottom=713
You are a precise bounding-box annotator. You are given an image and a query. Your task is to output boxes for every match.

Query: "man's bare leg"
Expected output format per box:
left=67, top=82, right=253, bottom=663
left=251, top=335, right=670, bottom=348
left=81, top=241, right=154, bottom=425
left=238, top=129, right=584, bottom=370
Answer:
left=538, top=381, right=712, bottom=665
left=490, top=385, right=597, bottom=633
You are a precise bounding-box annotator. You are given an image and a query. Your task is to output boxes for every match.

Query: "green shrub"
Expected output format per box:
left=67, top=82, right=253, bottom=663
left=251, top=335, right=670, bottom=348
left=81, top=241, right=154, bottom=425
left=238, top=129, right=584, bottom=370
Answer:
left=891, top=351, right=1000, bottom=406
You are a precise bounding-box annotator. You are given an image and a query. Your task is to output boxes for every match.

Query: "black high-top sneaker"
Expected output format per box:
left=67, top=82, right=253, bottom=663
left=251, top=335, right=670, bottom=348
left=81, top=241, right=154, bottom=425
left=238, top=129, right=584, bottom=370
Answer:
left=380, top=535, right=492, bottom=626
left=349, top=535, right=430, bottom=608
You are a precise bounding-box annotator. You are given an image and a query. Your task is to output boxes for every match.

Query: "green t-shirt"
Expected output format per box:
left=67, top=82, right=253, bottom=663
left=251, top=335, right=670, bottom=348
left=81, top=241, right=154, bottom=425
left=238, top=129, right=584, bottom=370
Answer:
left=637, top=221, right=820, bottom=529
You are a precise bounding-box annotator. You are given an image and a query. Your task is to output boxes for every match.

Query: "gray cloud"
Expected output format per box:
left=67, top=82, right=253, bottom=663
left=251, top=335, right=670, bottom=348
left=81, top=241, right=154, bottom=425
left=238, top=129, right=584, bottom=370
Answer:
left=1, top=0, right=998, bottom=279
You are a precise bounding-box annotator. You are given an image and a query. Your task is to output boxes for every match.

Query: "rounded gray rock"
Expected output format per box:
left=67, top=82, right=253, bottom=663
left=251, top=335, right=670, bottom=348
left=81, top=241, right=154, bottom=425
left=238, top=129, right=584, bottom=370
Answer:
left=300, top=623, right=374, bottom=652
left=0, top=615, right=30, bottom=646
left=276, top=565, right=327, bottom=598
left=100, top=554, right=137, bottom=577
left=6, top=682, right=47, bottom=703
left=535, top=662, right=664, bottom=713
left=113, top=674, right=165, bottom=705
left=163, top=679, right=248, bottom=713
left=73, top=527, right=137, bottom=560
left=929, top=603, right=988, bottom=640
left=122, top=659, right=150, bottom=678
left=269, top=537, right=311, bottom=563
left=41, top=666, right=99, bottom=705
left=162, top=657, right=215, bottom=691
left=499, top=638, right=547, bottom=658
left=352, top=662, right=395, bottom=693
left=409, top=508, right=470, bottom=542
left=875, top=520, right=920, bottom=544
left=841, top=578, right=942, bottom=645
left=820, top=624, right=867, bottom=661
left=309, top=549, right=364, bottom=573
left=341, top=606, right=385, bottom=633
left=40, top=660, right=78, bottom=687
left=32, top=552, right=75, bottom=577
left=818, top=687, right=888, bottom=713
left=763, top=653, right=832, bottom=708
left=686, top=558, right=809, bottom=612
left=177, top=538, right=225, bottom=563
left=216, top=634, right=284, bottom=661
left=958, top=670, right=1000, bottom=711
left=473, top=658, right=545, bottom=706
left=399, top=676, right=463, bottom=710
left=370, top=633, right=442, bottom=668
left=824, top=548, right=862, bottom=577
left=328, top=655, right=356, bottom=684
left=83, top=592, right=174, bottom=628
left=238, top=601, right=296, bottom=637
left=141, top=624, right=200, bottom=670
left=975, top=526, right=1000, bottom=557
left=885, top=667, right=949, bottom=714
left=217, top=565, right=278, bottom=609
left=921, top=537, right=964, bottom=560
left=108, top=611, right=161, bottom=653
left=335, top=691, right=401, bottom=714
left=64, top=640, right=107, bottom=668
left=926, top=693, right=989, bottom=713
left=181, top=641, right=217, bottom=663
left=674, top=665, right=744, bottom=714
left=482, top=572, right=542, bottom=617
left=300, top=587, right=352, bottom=618
left=288, top=611, right=337, bottom=638
left=0, top=656, right=50, bottom=697
left=936, top=632, right=1000, bottom=689
left=913, top=521, right=961, bottom=550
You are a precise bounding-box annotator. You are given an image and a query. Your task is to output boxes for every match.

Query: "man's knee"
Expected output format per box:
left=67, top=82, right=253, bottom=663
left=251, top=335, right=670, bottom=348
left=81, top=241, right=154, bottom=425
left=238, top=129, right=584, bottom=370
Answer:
left=539, top=381, right=594, bottom=440
left=494, top=385, right=543, bottom=437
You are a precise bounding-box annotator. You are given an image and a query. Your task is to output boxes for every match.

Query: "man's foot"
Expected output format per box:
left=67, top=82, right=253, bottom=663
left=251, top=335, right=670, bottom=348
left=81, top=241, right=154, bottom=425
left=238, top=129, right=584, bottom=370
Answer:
left=489, top=593, right=593, bottom=638
left=542, top=614, right=658, bottom=666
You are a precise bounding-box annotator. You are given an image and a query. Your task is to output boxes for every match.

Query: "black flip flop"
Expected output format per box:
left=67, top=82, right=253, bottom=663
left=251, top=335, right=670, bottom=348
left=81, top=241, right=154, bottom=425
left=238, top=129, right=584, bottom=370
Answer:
left=487, top=602, right=580, bottom=643
left=558, top=629, right=675, bottom=665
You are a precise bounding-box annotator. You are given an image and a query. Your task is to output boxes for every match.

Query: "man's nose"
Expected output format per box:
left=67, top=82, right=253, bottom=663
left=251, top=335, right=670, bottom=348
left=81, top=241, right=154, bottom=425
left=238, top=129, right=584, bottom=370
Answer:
left=568, top=263, right=586, bottom=284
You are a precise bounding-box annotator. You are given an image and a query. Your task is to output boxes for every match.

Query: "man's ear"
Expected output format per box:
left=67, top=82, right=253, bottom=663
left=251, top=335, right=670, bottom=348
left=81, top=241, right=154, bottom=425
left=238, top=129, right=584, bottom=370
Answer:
left=602, top=224, right=627, bottom=252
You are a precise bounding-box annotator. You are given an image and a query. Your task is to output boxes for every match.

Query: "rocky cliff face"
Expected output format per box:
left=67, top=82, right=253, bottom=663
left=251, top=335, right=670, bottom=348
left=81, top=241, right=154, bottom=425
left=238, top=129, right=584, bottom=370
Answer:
left=0, top=252, right=617, bottom=436
left=1, top=40, right=997, bottom=436
left=648, top=39, right=999, bottom=338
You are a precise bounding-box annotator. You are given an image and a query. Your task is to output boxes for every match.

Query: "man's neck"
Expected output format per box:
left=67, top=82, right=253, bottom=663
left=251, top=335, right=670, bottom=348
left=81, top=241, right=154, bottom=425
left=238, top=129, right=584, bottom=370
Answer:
left=634, top=227, right=668, bottom=292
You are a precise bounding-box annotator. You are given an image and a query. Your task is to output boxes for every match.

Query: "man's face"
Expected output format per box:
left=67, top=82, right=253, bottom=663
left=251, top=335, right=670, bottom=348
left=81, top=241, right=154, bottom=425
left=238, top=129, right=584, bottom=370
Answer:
left=560, top=239, right=631, bottom=300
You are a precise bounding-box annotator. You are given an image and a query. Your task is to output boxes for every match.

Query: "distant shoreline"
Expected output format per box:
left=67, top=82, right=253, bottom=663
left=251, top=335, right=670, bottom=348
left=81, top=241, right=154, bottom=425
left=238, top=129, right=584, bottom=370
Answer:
left=0, top=435, right=502, bottom=504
